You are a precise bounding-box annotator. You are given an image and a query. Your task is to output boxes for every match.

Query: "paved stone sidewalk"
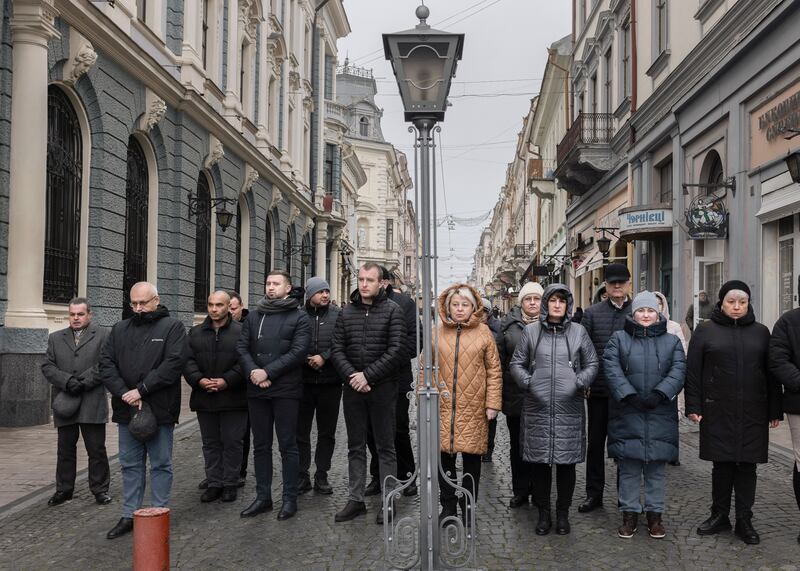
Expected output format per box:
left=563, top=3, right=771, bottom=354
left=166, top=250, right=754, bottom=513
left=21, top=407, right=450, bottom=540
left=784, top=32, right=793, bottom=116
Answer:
left=0, top=415, right=798, bottom=570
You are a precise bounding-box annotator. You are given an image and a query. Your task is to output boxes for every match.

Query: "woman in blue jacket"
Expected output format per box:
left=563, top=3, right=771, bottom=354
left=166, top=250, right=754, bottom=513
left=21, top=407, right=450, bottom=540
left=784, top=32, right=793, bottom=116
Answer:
left=603, top=291, right=686, bottom=540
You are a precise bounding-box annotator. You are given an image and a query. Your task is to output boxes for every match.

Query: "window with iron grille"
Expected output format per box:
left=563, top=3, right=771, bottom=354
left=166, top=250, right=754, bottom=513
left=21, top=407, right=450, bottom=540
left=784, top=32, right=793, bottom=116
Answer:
left=264, top=215, right=273, bottom=279
left=123, top=137, right=149, bottom=318
left=235, top=201, right=242, bottom=293
left=284, top=229, right=293, bottom=275
left=194, top=174, right=212, bottom=312
left=44, top=86, right=82, bottom=304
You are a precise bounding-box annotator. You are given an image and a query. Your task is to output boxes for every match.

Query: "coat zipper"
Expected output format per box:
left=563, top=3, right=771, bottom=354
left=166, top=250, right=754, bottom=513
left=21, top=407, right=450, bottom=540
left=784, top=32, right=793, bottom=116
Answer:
left=314, top=311, right=320, bottom=383
left=549, top=328, right=557, bottom=464
left=643, top=339, right=649, bottom=464
left=360, top=306, right=369, bottom=373
left=449, top=324, right=462, bottom=454
left=734, top=320, right=743, bottom=461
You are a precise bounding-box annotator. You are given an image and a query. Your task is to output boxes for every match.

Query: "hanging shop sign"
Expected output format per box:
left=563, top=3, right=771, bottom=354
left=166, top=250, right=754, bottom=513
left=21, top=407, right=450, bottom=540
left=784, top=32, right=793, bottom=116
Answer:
left=685, top=194, right=728, bottom=239
left=618, top=205, right=673, bottom=240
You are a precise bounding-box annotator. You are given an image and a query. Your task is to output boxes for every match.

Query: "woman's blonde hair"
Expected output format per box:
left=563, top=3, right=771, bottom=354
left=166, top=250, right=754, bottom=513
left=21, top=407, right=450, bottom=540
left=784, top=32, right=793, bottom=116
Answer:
left=445, top=287, right=478, bottom=313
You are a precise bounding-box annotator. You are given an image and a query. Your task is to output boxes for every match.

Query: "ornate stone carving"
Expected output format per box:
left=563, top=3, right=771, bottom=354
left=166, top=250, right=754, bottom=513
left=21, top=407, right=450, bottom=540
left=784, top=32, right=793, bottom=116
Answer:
left=288, top=204, right=300, bottom=226
left=268, top=188, right=283, bottom=211
left=303, top=218, right=315, bottom=235
left=288, top=70, right=301, bottom=90
left=67, top=40, right=97, bottom=85
left=243, top=164, right=259, bottom=191
left=205, top=135, right=225, bottom=168
left=144, top=96, right=167, bottom=131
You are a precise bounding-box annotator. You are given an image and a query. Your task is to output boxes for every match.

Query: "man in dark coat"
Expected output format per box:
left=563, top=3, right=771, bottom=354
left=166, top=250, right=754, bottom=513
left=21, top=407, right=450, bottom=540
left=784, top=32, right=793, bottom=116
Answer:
left=364, top=268, right=420, bottom=498
left=100, top=282, right=187, bottom=540
left=297, top=277, right=342, bottom=496
left=184, top=291, right=246, bottom=504
left=227, top=291, right=251, bottom=489
left=237, top=271, right=311, bottom=521
left=482, top=296, right=502, bottom=462
left=685, top=290, right=713, bottom=332
left=41, top=297, right=111, bottom=507
left=331, top=262, right=407, bottom=524
left=498, top=281, right=542, bottom=508
left=578, top=263, right=632, bottom=513
left=769, top=301, right=800, bottom=544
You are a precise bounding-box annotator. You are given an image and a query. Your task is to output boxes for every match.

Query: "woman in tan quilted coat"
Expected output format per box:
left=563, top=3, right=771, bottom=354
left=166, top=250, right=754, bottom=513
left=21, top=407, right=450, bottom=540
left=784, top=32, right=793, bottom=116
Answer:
left=433, top=283, right=502, bottom=524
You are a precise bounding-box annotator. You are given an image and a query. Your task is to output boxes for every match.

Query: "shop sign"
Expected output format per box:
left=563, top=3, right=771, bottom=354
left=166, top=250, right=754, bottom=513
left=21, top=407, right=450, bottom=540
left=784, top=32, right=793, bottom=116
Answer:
left=619, top=208, right=672, bottom=233
left=758, top=91, right=800, bottom=141
left=685, top=195, right=728, bottom=239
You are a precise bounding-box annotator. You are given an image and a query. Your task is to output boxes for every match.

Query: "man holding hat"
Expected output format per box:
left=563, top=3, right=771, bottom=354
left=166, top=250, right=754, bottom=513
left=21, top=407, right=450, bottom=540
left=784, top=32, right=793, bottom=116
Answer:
left=578, top=263, right=633, bottom=513
left=296, top=277, right=342, bottom=496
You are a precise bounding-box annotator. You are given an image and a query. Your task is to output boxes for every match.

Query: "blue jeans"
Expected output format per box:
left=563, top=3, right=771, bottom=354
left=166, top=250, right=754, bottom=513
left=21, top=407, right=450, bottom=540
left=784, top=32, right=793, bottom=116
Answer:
left=118, top=423, right=174, bottom=518
left=617, top=459, right=666, bottom=513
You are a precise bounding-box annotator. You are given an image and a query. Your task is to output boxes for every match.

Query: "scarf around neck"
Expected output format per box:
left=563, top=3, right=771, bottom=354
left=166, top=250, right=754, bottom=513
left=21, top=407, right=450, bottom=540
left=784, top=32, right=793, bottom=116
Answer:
left=256, top=296, right=299, bottom=314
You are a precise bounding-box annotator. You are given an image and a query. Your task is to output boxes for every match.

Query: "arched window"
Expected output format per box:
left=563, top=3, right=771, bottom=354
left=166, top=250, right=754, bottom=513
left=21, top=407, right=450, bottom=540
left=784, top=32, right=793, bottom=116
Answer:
left=284, top=229, right=293, bottom=275
left=194, top=174, right=212, bottom=312
left=300, top=234, right=310, bottom=286
left=235, top=201, right=242, bottom=294
left=359, top=116, right=369, bottom=137
left=123, top=136, right=149, bottom=317
left=44, top=86, right=82, bottom=304
left=708, top=154, right=724, bottom=186
left=264, top=214, right=273, bottom=280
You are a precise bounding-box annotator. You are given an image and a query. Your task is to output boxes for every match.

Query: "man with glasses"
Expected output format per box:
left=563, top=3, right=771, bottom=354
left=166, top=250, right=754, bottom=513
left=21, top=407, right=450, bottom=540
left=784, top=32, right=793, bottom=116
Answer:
left=100, top=282, right=187, bottom=539
left=577, top=263, right=632, bottom=513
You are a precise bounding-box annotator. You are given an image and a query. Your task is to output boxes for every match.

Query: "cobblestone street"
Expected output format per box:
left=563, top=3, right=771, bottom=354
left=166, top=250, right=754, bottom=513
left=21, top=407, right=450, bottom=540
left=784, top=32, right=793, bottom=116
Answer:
left=0, top=413, right=798, bottom=570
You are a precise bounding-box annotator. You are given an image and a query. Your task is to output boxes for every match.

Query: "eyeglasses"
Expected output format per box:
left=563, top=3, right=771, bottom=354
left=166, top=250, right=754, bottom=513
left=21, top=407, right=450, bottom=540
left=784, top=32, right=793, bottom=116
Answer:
left=129, top=295, right=157, bottom=308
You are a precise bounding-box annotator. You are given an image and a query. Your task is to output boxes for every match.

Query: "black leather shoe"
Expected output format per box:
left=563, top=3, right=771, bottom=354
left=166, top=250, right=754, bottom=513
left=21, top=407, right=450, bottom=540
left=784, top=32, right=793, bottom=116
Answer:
left=577, top=496, right=602, bottom=513
left=48, top=491, right=73, bottom=506
left=509, top=495, right=529, bottom=509
left=668, top=460, right=681, bottom=466
left=277, top=502, right=297, bottom=521
left=106, top=517, right=133, bottom=539
left=314, top=474, right=333, bottom=495
left=240, top=498, right=273, bottom=518
left=697, top=512, right=732, bottom=535
left=734, top=518, right=760, bottom=545
left=364, top=479, right=381, bottom=496
left=555, top=510, right=571, bottom=535
left=201, top=487, right=223, bottom=503
left=297, top=474, right=312, bottom=494
left=535, top=508, right=552, bottom=535
left=376, top=499, right=395, bottom=525
left=221, top=487, right=237, bottom=502
left=335, top=500, right=367, bottom=522
left=94, top=492, right=112, bottom=505
left=403, top=483, right=418, bottom=497
left=198, top=478, right=208, bottom=490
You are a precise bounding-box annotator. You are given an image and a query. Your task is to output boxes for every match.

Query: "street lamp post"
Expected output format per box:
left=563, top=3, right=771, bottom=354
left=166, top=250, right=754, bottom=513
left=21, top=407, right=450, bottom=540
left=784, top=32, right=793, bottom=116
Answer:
left=383, top=6, right=466, bottom=570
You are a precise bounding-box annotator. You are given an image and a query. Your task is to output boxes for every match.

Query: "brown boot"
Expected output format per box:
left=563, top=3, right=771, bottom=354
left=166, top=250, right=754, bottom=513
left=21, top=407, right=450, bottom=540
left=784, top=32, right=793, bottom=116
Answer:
left=618, top=511, right=638, bottom=539
left=646, top=511, right=666, bottom=538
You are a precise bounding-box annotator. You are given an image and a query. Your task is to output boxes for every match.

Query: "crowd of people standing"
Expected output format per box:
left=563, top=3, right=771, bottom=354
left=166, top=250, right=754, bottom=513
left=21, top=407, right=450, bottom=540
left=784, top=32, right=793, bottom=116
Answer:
left=39, top=260, right=800, bottom=547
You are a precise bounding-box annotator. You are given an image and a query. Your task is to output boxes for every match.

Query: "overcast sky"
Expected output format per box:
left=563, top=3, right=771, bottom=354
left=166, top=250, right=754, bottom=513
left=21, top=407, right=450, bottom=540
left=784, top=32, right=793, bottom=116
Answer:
left=337, top=0, right=572, bottom=289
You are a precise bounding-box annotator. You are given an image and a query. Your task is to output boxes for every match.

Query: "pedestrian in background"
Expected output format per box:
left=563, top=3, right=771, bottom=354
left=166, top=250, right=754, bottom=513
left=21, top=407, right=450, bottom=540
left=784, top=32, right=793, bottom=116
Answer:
left=685, top=290, right=712, bottom=332
left=184, top=291, right=246, bottom=504
left=100, top=282, right=187, bottom=540
left=41, top=297, right=111, bottom=508
left=578, top=263, right=632, bottom=513
left=431, top=284, right=502, bottom=525
left=769, top=297, right=800, bottom=545
left=498, top=281, right=542, bottom=509
left=227, top=291, right=250, bottom=490
left=510, top=284, right=598, bottom=536
left=604, top=291, right=686, bottom=540
left=237, top=271, right=311, bottom=521
left=297, top=277, right=342, bottom=496
left=331, top=263, right=406, bottom=525
left=685, top=281, right=782, bottom=545
left=482, top=296, right=502, bottom=463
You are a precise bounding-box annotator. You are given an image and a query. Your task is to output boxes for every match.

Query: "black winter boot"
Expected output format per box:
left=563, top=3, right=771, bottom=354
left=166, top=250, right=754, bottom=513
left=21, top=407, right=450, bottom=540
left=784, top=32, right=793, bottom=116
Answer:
left=793, top=466, right=800, bottom=511
left=555, top=510, right=570, bottom=535
left=535, top=506, right=552, bottom=535
left=734, top=517, right=760, bottom=545
left=439, top=499, right=458, bottom=525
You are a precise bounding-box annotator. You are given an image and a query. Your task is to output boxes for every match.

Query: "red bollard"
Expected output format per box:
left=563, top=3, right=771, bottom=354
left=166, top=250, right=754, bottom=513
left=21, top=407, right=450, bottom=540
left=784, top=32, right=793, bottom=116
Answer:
left=133, top=507, right=170, bottom=571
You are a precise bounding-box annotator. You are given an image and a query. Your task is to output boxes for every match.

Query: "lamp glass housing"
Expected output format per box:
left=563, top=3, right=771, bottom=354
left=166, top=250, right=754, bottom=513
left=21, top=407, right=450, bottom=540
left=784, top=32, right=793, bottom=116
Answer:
left=216, top=209, right=233, bottom=232
left=596, top=235, right=612, bottom=255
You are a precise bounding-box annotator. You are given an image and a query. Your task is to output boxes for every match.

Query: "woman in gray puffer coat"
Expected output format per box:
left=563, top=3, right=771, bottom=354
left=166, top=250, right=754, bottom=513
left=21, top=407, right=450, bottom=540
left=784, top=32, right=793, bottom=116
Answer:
left=510, top=284, right=598, bottom=536
left=604, top=291, right=686, bottom=541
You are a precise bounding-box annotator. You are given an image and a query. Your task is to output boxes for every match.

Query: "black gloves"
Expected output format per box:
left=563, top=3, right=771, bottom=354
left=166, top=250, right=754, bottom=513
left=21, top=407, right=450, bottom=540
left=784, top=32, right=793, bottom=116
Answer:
left=625, top=394, right=647, bottom=412
left=625, top=392, right=666, bottom=411
left=66, top=378, right=84, bottom=395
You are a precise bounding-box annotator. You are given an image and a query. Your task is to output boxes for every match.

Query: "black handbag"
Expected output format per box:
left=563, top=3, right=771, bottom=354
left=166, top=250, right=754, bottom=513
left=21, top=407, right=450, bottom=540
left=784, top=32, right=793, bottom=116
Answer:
left=129, top=401, right=158, bottom=442
left=52, top=391, right=81, bottom=419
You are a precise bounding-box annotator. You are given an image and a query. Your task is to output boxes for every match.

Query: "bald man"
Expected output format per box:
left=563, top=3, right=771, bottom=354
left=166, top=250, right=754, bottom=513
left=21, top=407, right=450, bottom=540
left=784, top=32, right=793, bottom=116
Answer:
left=184, top=292, right=246, bottom=503
left=100, top=282, right=187, bottom=539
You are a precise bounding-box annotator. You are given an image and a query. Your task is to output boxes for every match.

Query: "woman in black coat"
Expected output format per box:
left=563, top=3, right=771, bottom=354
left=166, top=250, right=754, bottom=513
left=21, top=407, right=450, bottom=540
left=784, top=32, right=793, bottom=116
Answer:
left=684, top=280, right=782, bottom=545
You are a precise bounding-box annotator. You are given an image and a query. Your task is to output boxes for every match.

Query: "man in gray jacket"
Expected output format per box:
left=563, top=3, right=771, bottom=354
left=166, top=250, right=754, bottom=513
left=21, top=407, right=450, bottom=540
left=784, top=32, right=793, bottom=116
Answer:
left=41, top=297, right=111, bottom=507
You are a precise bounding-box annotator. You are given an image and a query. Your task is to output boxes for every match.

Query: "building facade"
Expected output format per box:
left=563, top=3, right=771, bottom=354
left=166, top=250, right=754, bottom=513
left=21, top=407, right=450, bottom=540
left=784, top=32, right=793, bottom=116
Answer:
left=0, top=0, right=352, bottom=426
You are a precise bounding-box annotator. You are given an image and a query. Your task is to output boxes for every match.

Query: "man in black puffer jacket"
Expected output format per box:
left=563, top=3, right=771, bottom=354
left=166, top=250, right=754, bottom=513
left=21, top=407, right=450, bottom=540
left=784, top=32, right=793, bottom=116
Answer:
left=331, top=262, right=407, bottom=524
left=769, top=303, right=800, bottom=544
left=577, top=263, right=632, bottom=513
left=184, top=291, right=246, bottom=504
left=237, top=271, right=311, bottom=521
left=297, top=277, right=342, bottom=496
left=100, top=282, right=187, bottom=540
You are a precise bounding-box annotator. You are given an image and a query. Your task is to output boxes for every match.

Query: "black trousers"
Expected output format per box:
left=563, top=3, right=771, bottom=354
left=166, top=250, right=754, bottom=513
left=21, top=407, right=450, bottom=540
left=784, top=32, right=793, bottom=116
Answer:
left=248, top=398, right=299, bottom=503
left=585, top=396, right=609, bottom=498
left=487, top=418, right=497, bottom=455
left=711, top=461, right=757, bottom=519
left=56, top=423, right=110, bottom=495
left=506, top=415, right=534, bottom=497
left=297, top=383, right=343, bottom=479
left=196, top=410, right=248, bottom=488
left=794, top=465, right=800, bottom=512
left=440, top=452, right=481, bottom=507
left=531, top=463, right=576, bottom=512
left=241, top=413, right=251, bottom=478
left=368, top=391, right=416, bottom=483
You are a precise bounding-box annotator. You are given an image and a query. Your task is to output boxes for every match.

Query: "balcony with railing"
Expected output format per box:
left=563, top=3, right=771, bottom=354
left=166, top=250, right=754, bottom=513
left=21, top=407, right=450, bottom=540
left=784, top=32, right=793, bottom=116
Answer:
left=554, top=112, right=614, bottom=196
left=324, top=100, right=349, bottom=130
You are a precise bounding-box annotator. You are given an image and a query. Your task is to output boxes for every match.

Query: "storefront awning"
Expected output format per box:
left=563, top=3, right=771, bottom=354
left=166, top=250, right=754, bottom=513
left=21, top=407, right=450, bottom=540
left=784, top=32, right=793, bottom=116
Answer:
left=572, top=243, right=602, bottom=278
left=756, top=171, right=800, bottom=223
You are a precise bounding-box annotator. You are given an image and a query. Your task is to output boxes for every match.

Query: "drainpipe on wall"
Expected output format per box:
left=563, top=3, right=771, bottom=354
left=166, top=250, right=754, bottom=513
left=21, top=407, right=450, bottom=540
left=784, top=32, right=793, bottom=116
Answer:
left=627, top=1, right=638, bottom=278
left=630, top=0, right=638, bottom=115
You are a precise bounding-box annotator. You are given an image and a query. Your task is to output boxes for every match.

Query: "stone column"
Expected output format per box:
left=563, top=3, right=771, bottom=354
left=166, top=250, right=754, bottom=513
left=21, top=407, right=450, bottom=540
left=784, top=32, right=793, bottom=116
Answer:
left=315, top=219, right=328, bottom=279
left=329, top=239, right=340, bottom=302
left=1, top=0, right=59, bottom=427
left=223, top=0, right=241, bottom=119
left=255, top=19, right=269, bottom=150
